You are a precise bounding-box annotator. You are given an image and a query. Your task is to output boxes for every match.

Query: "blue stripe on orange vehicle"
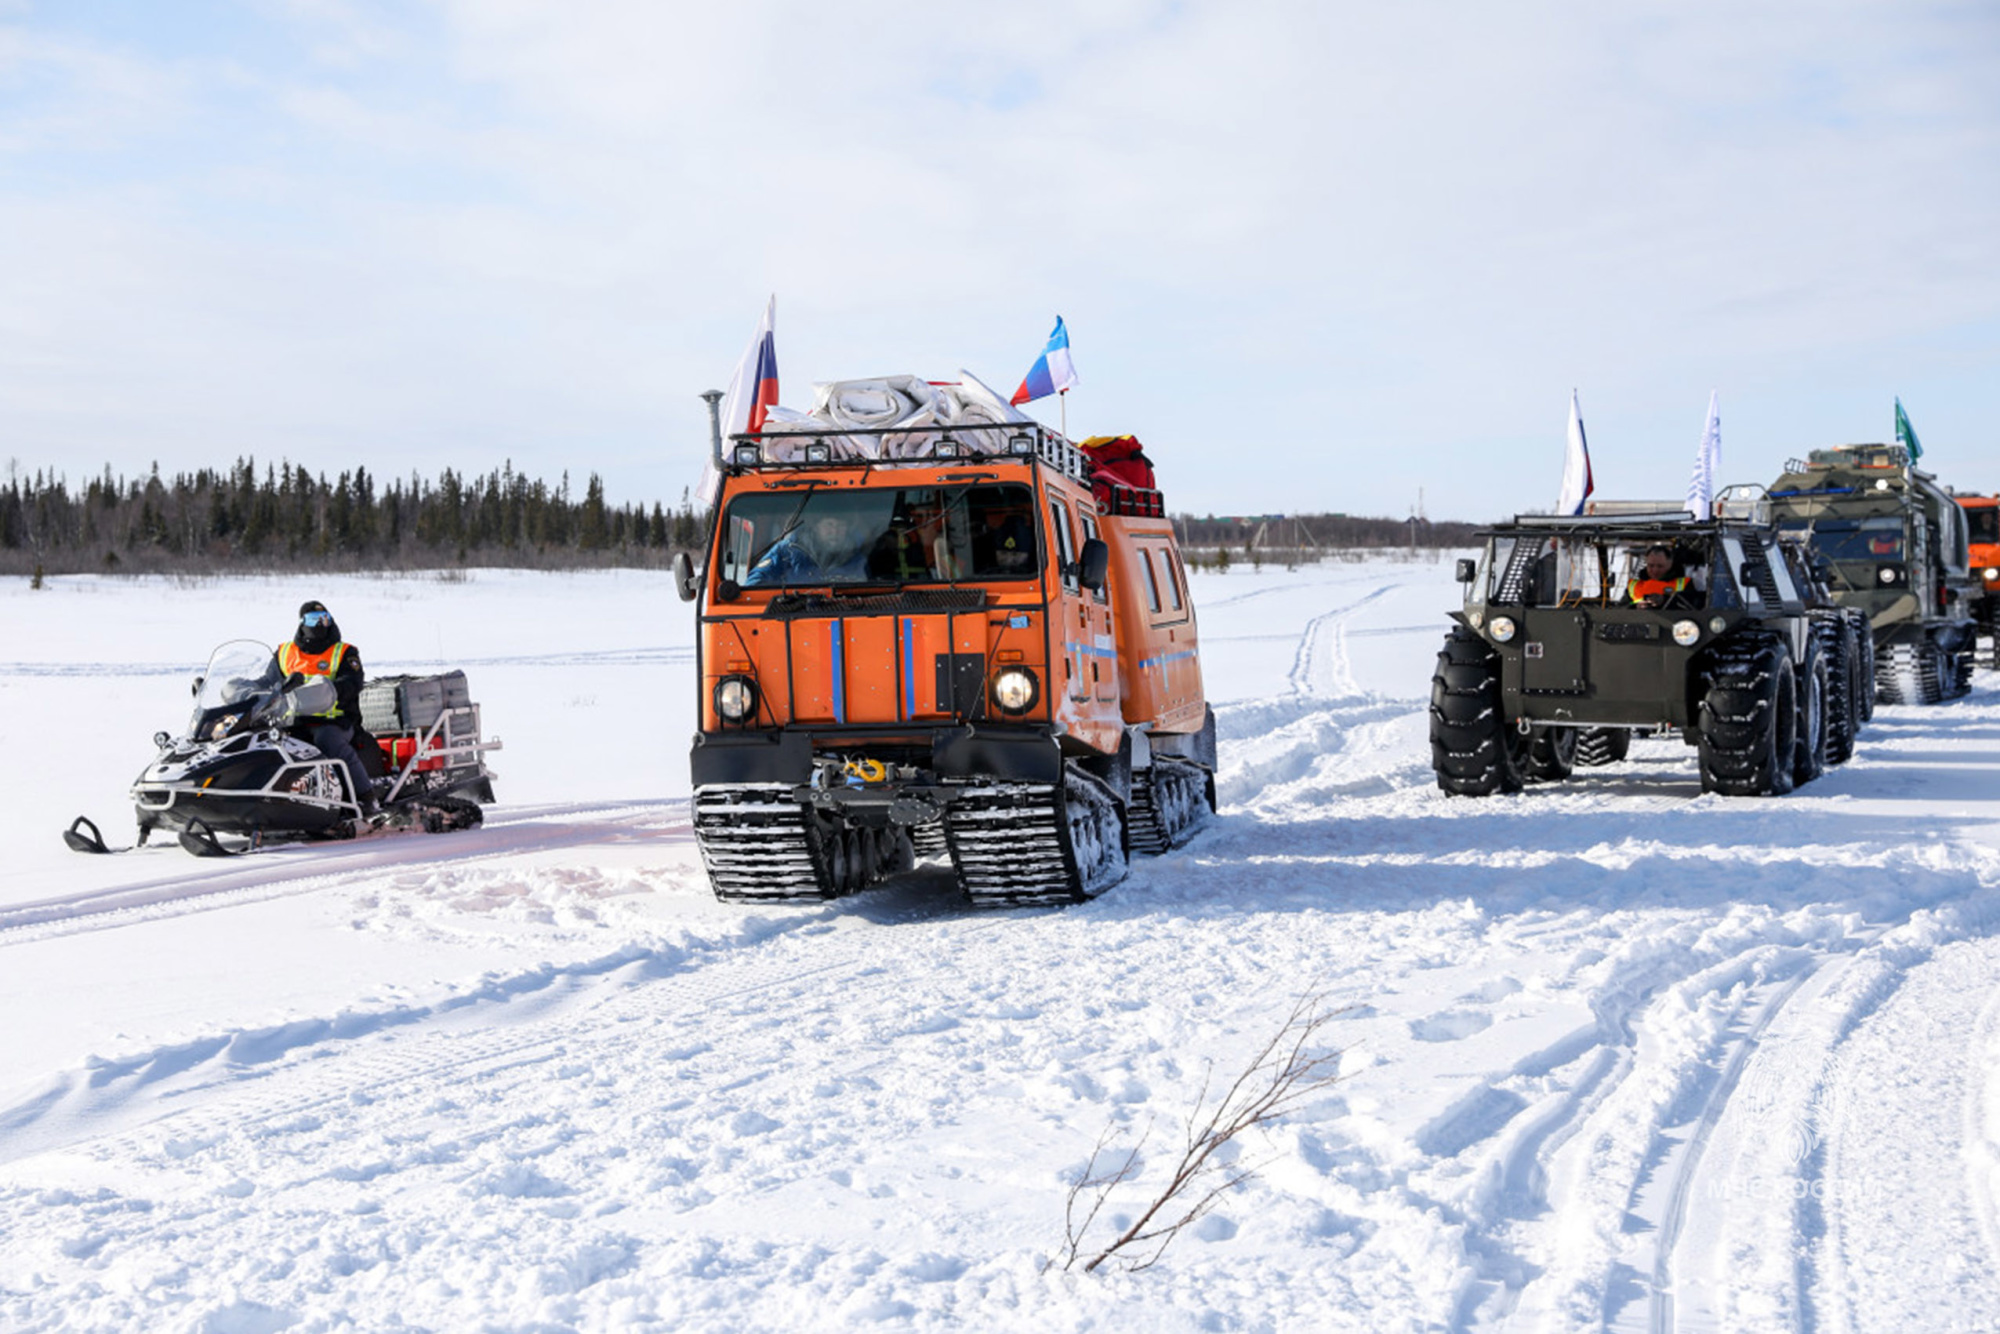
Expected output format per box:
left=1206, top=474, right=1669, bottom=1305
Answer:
left=831, top=618, right=845, bottom=725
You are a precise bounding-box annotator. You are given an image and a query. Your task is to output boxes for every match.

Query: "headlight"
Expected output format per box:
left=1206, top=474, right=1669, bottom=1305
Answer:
left=991, top=667, right=1039, bottom=714
left=1488, top=616, right=1516, bottom=643
left=1709, top=616, right=1727, bottom=635
left=1878, top=566, right=1898, bottom=585
left=714, top=676, right=758, bottom=722
left=1468, top=610, right=1485, bottom=630
left=1672, top=620, right=1701, bottom=647
left=1985, top=567, right=1997, bottom=582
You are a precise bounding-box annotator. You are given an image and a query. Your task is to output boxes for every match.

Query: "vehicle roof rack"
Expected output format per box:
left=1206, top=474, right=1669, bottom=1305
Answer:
left=724, top=422, right=1090, bottom=485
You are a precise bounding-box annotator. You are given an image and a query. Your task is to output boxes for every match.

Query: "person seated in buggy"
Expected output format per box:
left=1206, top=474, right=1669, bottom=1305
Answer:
left=1624, top=545, right=1699, bottom=608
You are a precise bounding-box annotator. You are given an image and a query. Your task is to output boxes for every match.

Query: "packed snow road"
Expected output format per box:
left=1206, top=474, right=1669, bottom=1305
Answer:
left=2, top=561, right=1998, bottom=1332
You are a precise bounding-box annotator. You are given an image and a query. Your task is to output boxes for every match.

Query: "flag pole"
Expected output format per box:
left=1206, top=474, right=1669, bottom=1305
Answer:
left=1060, top=388, right=1067, bottom=440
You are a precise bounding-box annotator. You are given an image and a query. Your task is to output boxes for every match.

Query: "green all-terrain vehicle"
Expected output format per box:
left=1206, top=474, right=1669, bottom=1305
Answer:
left=1431, top=503, right=1863, bottom=796
left=1769, top=444, right=1978, bottom=704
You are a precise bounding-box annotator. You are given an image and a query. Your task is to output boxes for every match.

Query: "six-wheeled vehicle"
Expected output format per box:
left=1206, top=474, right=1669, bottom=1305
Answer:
left=1431, top=503, right=1861, bottom=796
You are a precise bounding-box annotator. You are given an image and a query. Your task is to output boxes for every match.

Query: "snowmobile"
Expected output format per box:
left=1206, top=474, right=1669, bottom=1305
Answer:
left=64, top=640, right=501, bottom=858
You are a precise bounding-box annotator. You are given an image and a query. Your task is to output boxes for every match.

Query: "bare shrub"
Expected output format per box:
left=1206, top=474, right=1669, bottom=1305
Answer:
left=1056, top=993, right=1345, bottom=1274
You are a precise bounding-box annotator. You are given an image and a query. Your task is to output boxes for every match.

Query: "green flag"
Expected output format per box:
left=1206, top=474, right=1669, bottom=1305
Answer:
left=1895, top=397, right=1923, bottom=460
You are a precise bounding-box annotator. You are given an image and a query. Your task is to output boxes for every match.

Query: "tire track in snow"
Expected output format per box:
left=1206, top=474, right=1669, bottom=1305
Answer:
left=0, top=872, right=1008, bottom=1166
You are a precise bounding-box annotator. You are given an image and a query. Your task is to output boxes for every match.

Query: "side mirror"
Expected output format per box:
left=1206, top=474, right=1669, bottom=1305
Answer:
left=190, top=675, right=204, bottom=697
left=1077, top=538, right=1110, bottom=594
left=1456, top=558, right=1477, bottom=584
left=673, top=550, right=700, bottom=603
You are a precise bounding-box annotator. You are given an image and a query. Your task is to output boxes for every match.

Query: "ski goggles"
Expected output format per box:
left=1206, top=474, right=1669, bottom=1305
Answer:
left=301, top=610, right=332, bottom=628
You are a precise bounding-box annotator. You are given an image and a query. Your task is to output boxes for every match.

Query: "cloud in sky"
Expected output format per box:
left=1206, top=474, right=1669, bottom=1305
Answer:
left=2, top=0, right=1997, bottom=517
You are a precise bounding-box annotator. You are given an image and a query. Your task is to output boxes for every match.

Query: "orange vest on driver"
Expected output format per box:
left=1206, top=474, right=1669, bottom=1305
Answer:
left=1627, top=575, right=1690, bottom=602
left=277, top=641, right=348, bottom=720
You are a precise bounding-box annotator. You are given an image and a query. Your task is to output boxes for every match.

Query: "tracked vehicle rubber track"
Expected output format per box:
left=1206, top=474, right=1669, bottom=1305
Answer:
left=1126, top=755, right=1209, bottom=855
left=693, top=785, right=828, bottom=902
left=943, top=769, right=1126, bottom=907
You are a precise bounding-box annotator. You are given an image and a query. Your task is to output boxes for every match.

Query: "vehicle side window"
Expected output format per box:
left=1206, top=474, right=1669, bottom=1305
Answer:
left=1141, top=549, right=1163, bottom=613
left=1048, top=499, right=1076, bottom=589
left=1164, top=550, right=1185, bottom=610
left=1081, top=514, right=1107, bottom=602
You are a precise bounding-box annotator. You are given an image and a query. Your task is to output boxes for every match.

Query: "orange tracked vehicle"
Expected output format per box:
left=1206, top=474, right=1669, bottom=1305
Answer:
left=1958, top=491, right=2000, bottom=667
left=678, top=416, right=1214, bottom=906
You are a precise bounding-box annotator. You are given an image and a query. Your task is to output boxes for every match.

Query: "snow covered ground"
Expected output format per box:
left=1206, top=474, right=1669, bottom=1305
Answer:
left=3, top=557, right=1998, bottom=1332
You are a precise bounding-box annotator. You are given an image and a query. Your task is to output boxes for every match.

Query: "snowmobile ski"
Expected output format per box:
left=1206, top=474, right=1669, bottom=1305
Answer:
left=177, top=818, right=240, bottom=858
left=62, top=815, right=148, bottom=855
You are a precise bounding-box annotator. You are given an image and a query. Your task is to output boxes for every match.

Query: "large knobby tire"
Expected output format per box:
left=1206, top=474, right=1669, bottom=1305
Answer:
left=1851, top=614, right=1877, bottom=723
left=1792, top=641, right=1829, bottom=787
left=1698, top=635, right=1799, bottom=796
left=1526, top=726, right=1578, bottom=782
left=1573, top=727, right=1633, bottom=767
left=1429, top=626, right=1524, bottom=796
left=1818, top=615, right=1857, bottom=768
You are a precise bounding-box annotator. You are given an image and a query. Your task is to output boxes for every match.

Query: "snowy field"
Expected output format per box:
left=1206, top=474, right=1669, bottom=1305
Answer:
left=3, top=557, right=1999, bottom=1332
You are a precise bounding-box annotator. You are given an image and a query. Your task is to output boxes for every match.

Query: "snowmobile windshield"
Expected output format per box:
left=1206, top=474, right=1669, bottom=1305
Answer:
left=196, top=641, right=283, bottom=712
left=721, top=484, right=1041, bottom=589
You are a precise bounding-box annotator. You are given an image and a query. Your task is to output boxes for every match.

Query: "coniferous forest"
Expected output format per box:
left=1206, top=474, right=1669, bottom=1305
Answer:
left=2, top=458, right=1484, bottom=580
left=2, top=459, right=704, bottom=576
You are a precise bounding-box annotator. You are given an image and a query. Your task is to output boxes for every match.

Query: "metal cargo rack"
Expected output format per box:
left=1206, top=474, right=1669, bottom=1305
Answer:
left=724, top=422, right=1093, bottom=487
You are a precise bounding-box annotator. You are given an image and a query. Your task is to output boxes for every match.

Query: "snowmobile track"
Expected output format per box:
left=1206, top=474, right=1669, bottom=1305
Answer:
left=2, top=803, right=693, bottom=941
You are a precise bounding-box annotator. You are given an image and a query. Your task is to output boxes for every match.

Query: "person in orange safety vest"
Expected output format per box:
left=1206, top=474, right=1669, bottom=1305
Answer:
left=1626, top=546, right=1692, bottom=607
left=277, top=600, right=379, bottom=809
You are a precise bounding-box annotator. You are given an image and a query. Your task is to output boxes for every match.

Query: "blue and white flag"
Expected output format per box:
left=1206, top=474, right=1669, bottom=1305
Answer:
left=1010, top=316, right=1078, bottom=405
left=1557, top=390, right=1594, bottom=516
left=1688, top=390, right=1720, bottom=519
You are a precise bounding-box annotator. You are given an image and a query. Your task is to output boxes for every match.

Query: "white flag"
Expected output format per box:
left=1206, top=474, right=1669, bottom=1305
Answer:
left=1687, top=390, right=1720, bottom=519
left=1557, top=390, right=1594, bottom=516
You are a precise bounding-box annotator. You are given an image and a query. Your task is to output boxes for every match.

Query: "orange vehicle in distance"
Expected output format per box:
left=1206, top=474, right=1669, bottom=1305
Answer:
left=1957, top=491, right=2000, bottom=666
left=679, top=413, right=1214, bottom=907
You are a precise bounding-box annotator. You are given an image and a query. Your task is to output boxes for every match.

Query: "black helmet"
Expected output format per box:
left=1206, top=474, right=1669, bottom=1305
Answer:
left=295, top=600, right=340, bottom=652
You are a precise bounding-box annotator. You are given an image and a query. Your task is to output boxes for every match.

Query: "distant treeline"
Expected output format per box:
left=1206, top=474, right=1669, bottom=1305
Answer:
left=2, top=460, right=703, bottom=576
left=3, top=459, right=1478, bottom=579
left=1176, top=512, right=1481, bottom=553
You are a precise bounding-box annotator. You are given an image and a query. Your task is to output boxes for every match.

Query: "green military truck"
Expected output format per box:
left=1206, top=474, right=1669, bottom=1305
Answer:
left=1431, top=505, right=1860, bottom=797
left=1769, top=444, right=1978, bottom=704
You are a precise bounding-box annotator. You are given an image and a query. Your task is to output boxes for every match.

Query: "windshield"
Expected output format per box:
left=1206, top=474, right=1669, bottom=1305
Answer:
left=1489, top=534, right=1710, bottom=606
left=1966, top=505, right=1999, bottom=546
left=1788, top=516, right=1904, bottom=562
left=196, top=641, right=282, bottom=711
left=718, top=484, right=1041, bottom=589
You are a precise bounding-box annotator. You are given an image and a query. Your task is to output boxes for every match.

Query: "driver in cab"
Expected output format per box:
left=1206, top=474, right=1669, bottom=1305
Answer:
left=1625, top=545, right=1692, bottom=608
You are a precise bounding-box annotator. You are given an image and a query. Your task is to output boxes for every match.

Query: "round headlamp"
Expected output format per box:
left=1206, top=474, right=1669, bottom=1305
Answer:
left=714, top=676, right=758, bottom=723
left=1488, top=616, right=1517, bottom=643
left=1985, top=567, right=1998, bottom=582
left=1878, top=566, right=1898, bottom=585
left=1709, top=616, right=1727, bottom=635
left=1672, top=619, right=1701, bottom=647
left=991, top=667, right=1039, bottom=715
left=1468, top=610, right=1485, bottom=630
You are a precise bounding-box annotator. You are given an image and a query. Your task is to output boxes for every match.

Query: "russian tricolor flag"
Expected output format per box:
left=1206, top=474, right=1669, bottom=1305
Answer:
left=1010, top=316, right=1078, bottom=406
left=722, top=295, right=780, bottom=438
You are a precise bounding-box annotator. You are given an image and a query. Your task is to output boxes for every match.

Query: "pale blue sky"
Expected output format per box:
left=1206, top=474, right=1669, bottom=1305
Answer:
left=4, top=0, right=1997, bottom=519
